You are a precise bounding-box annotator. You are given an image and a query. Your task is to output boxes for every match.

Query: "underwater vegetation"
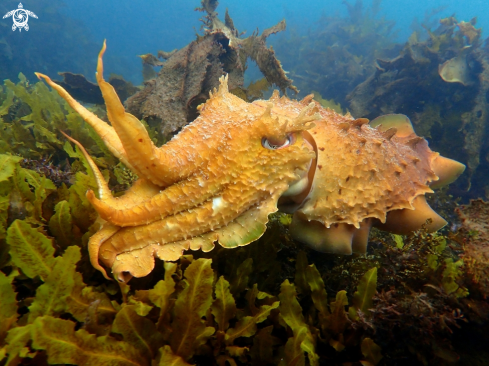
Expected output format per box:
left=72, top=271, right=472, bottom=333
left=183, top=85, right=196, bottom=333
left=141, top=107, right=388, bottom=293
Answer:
left=1, top=0, right=489, bottom=365
left=0, top=137, right=488, bottom=364
left=274, top=0, right=400, bottom=108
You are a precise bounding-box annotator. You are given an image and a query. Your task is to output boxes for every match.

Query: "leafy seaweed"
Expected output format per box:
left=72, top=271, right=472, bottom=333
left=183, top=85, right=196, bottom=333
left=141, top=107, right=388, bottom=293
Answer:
left=0, top=270, right=18, bottom=345
left=170, top=258, right=215, bottom=360
left=0, top=151, right=480, bottom=364
left=279, top=279, right=319, bottom=366
left=6, top=220, right=55, bottom=280
left=349, top=267, right=378, bottom=321
left=32, top=316, right=143, bottom=366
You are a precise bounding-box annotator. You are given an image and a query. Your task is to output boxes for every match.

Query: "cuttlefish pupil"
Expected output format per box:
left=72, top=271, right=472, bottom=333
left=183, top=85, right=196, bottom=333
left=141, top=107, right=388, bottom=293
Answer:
left=262, top=134, right=293, bottom=150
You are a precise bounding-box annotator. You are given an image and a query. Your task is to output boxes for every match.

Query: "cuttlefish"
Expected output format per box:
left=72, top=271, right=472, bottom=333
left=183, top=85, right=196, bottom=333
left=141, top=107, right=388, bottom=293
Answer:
left=37, top=42, right=465, bottom=282
left=36, top=42, right=316, bottom=282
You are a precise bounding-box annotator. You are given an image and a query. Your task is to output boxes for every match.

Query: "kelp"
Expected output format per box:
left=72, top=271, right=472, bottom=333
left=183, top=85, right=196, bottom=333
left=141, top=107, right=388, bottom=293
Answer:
left=273, top=0, right=399, bottom=107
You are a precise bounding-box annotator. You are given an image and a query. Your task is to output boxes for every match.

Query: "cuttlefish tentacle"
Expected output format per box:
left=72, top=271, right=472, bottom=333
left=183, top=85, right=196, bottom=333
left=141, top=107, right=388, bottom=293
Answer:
left=94, top=41, right=174, bottom=187
left=101, top=189, right=286, bottom=281
left=87, top=222, right=120, bottom=280
left=60, top=131, right=113, bottom=200
left=37, top=41, right=207, bottom=187
left=62, top=131, right=161, bottom=208
left=110, top=194, right=281, bottom=282
left=62, top=131, right=163, bottom=280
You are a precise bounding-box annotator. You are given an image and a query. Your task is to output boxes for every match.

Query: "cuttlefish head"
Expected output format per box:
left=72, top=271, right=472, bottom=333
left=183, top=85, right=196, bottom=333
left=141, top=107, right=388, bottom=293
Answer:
left=279, top=110, right=466, bottom=255
left=35, top=40, right=320, bottom=282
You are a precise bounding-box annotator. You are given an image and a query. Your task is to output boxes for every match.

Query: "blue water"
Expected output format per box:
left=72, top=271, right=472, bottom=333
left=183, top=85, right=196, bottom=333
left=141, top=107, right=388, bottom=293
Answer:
left=59, top=0, right=488, bottom=84
left=3, top=0, right=483, bottom=84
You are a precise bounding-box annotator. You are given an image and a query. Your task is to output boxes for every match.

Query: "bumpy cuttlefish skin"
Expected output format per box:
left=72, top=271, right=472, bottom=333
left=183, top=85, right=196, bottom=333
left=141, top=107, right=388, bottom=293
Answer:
left=37, top=42, right=317, bottom=282
left=265, top=96, right=466, bottom=255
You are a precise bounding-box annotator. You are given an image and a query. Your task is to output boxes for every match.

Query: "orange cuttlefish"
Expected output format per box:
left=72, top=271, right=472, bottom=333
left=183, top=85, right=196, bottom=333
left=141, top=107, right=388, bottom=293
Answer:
left=36, top=42, right=465, bottom=282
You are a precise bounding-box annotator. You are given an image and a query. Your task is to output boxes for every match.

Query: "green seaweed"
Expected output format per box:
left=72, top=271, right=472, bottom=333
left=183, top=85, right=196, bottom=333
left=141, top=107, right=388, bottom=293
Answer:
left=0, top=152, right=485, bottom=365
left=274, top=0, right=398, bottom=105
left=349, top=267, right=378, bottom=321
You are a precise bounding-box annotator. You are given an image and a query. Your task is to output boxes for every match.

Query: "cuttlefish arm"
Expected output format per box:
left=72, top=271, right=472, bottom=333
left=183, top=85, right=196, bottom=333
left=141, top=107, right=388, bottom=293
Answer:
left=62, top=132, right=164, bottom=279
left=99, top=185, right=282, bottom=282
left=34, top=73, right=132, bottom=171
left=93, top=41, right=175, bottom=187
left=37, top=41, right=190, bottom=187
left=62, top=130, right=229, bottom=228
left=86, top=176, right=223, bottom=227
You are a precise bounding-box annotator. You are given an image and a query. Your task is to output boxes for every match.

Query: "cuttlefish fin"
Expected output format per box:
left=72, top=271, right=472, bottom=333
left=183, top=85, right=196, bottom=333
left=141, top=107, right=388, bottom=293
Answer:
left=34, top=73, right=132, bottom=171
left=430, top=154, right=466, bottom=189
left=374, top=195, right=447, bottom=234
left=369, top=114, right=415, bottom=138
left=96, top=41, right=174, bottom=187
left=290, top=215, right=374, bottom=255
left=290, top=214, right=355, bottom=255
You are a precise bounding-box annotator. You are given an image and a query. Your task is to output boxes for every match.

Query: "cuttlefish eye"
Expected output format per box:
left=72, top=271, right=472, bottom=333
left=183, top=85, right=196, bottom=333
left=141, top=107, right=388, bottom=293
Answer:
left=262, top=134, right=295, bottom=150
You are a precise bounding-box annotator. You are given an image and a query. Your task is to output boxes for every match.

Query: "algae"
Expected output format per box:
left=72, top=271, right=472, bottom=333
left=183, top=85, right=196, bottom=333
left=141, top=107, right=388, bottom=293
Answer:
left=274, top=0, right=399, bottom=108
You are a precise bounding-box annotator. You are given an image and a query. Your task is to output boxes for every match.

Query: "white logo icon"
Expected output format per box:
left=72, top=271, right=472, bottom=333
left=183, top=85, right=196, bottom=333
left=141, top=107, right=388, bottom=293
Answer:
left=3, top=3, right=37, bottom=32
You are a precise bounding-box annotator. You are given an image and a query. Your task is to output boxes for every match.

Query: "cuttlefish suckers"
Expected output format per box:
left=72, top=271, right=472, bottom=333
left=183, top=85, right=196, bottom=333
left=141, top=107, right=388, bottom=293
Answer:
left=36, top=42, right=464, bottom=281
